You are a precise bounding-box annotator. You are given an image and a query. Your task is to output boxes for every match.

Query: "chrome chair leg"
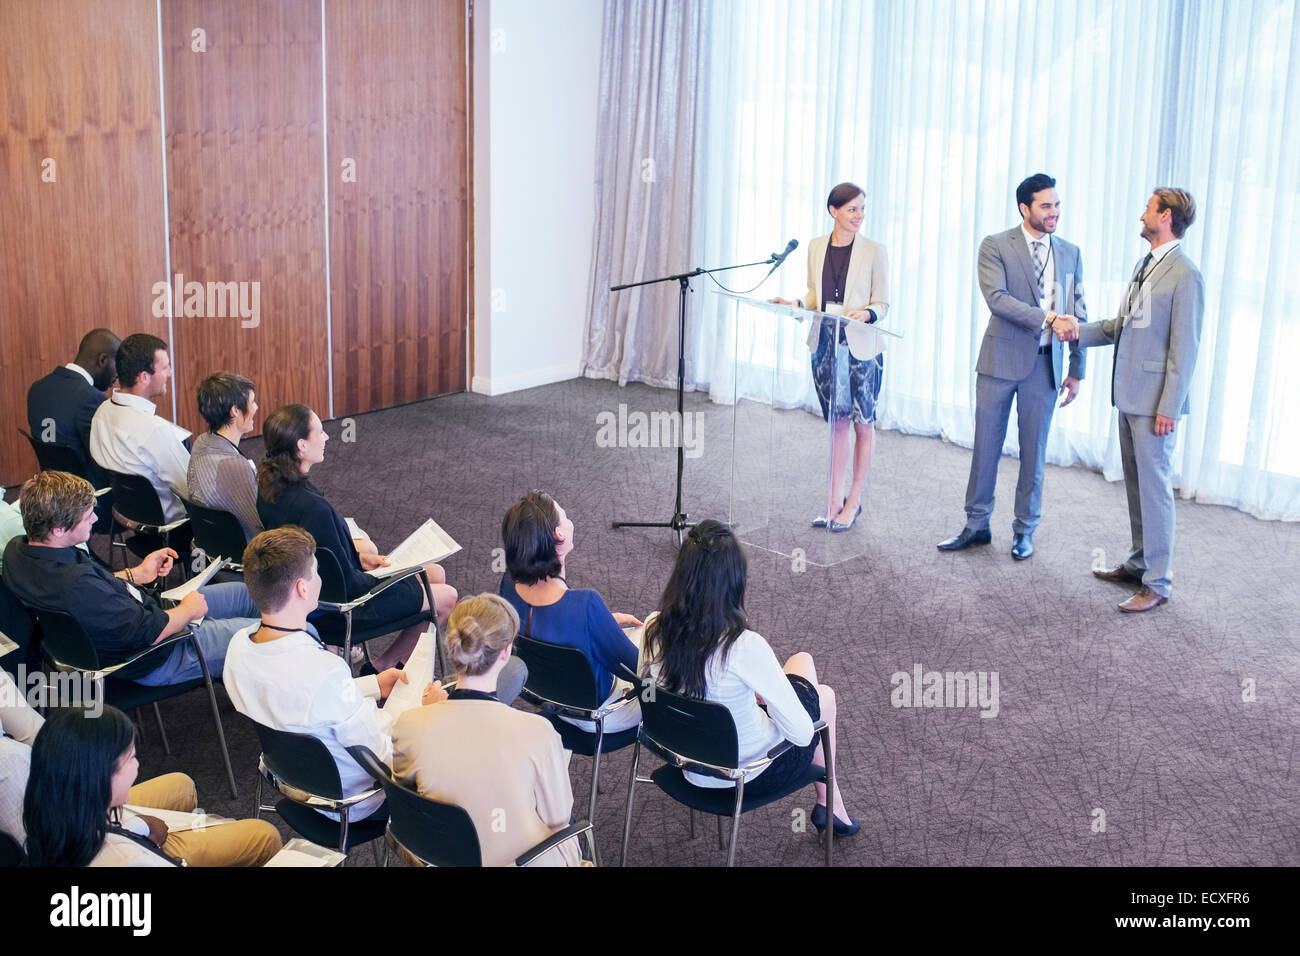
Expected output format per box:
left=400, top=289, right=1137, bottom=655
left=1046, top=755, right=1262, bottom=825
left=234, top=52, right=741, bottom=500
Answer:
left=197, top=644, right=238, bottom=798
left=726, top=782, right=745, bottom=867
left=619, top=741, right=641, bottom=866
left=821, top=724, right=834, bottom=867
left=152, top=702, right=171, bottom=754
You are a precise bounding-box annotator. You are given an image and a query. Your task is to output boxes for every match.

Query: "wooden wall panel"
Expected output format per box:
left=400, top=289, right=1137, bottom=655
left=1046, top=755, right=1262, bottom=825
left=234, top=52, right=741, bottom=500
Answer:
left=326, top=0, right=468, bottom=416
left=162, top=0, right=330, bottom=436
left=0, top=0, right=167, bottom=487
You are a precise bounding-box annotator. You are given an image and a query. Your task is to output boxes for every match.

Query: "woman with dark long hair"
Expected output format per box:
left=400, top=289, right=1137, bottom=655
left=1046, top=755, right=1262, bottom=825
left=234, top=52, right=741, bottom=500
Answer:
left=256, top=404, right=456, bottom=669
left=23, top=707, right=279, bottom=866
left=641, top=520, right=858, bottom=835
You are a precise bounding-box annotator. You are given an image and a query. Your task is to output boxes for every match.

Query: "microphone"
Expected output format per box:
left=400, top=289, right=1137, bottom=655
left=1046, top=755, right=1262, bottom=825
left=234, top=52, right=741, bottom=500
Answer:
left=771, top=239, right=798, bottom=267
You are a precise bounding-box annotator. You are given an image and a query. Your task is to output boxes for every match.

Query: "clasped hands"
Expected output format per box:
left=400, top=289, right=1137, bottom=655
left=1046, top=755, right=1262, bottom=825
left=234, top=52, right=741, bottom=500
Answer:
left=1051, top=313, right=1081, bottom=342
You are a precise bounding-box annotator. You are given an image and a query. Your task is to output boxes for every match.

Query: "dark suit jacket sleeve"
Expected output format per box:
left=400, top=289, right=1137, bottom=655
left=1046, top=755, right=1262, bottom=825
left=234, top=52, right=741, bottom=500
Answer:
left=301, top=489, right=373, bottom=599
left=75, top=390, right=106, bottom=462
left=978, top=233, right=1048, bottom=334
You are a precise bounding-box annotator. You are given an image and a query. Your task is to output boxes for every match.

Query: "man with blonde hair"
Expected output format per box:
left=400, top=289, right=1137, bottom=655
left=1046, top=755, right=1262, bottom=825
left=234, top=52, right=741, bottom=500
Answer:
left=1, top=471, right=258, bottom=683
left=1054, top=188, right=1205, bottom=612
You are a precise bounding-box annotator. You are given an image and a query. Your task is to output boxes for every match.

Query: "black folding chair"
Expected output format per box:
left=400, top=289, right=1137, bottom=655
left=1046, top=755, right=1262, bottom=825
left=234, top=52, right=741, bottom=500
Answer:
left=103, top=469, right=189, bottom=574
left=620, top=677, right=835, bottom=867
left=181, top=498, right=249, bottom=572
left=349, top=745, right=594, bottom=867
left=19, top=427, right=115, bottom=527
left=512, top=632, right=638, bottom=865
left=313, top=547, right=440, bottom=671
left=0, top=576, right=41, bottom=679
left=252, top=723, right=387, bottom=865
left=30, top=607, right=239, bottom=797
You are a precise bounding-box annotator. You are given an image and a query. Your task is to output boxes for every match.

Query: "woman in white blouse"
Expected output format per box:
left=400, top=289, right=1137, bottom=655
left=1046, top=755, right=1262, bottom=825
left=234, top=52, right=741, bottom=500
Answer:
left=640, top=520, right=858, bottom=835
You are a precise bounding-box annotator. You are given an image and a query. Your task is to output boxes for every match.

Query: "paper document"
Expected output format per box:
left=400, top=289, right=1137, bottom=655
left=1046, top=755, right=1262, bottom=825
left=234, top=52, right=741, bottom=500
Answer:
left=382, top=629, right=437, bottom=720
left=0, top=629, right=18, bottom=659
left=370, top=518, right=461, bottom=578
left=264, top=838, right=346, bottom=867
left=123, top=805, right=236, bottom=832
left=345, top=516, right=365, bottom=540
left=161, top=558, right=227, bottom=602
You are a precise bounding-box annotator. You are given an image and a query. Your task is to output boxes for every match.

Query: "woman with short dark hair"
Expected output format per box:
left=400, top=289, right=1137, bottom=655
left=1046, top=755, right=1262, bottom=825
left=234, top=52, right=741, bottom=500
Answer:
left=771, top=181, right=891, bottom=532
left=187, top=370, right=262, bottom=541
left=256, top=404, right=456, bottom=669
left=641, top=520, right=858, bottom=835
left=499, top=491, right=641, bottom=733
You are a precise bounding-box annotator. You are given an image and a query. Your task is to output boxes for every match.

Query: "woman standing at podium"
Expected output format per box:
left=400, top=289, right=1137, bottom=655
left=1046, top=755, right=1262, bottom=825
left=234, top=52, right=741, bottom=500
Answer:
left=772, top=182, right=890, bottom=531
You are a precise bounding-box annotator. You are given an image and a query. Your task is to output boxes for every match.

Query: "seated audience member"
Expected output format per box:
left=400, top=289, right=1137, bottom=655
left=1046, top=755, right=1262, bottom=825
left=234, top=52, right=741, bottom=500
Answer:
left=89, top=333, right=190, bottom=524
left=223, top=526, right=452, bottom=822
left=255, top=403, right=456, bottom=669
left=0, top=497, right=24, bottom=575
left=392, top=594, right=583, bottom=867
left=500, top=491, right=642, bottom=732
left=0, top=668, right=43, bottom=845
left=187, top=371, right=263, bottom=542
left=640, top=520, right=860, bottom=836
left=22, top=706, right=280, bottom=866
left=1, top=471, right=258, bottom=687
left=26, top=328, right=120, bottom=489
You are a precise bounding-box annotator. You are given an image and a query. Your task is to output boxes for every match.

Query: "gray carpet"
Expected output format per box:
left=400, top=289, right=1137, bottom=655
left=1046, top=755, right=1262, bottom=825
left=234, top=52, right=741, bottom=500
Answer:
left=123, top=376, right=1300, bottom=866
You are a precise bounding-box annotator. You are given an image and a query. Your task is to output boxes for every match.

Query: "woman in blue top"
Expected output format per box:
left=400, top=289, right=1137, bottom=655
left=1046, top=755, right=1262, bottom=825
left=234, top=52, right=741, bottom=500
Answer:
left=499, top=491, right=642, bottom=733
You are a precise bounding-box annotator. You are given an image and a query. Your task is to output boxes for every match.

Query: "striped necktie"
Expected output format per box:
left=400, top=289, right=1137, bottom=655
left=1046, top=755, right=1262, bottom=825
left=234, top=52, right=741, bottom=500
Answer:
left=1031, top=240, right=1053, bottom=310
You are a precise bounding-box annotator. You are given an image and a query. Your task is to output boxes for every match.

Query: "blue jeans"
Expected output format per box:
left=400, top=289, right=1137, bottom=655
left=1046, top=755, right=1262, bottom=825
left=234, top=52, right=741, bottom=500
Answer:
left=136, top=582, right=317, bottom=686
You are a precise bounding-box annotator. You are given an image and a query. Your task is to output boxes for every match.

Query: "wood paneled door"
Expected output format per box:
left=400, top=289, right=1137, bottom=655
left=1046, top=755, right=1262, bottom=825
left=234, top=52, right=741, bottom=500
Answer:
left=326, top=0, right=469, bottom=417
left=0, top=0, right=469, bottom=489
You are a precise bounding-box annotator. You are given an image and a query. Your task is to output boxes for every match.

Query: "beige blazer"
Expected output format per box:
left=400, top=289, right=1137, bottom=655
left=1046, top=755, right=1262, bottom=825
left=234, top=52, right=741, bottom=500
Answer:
left=391, top=698, right=581, bottom=867
left=797, top=233, right=891, bottom=351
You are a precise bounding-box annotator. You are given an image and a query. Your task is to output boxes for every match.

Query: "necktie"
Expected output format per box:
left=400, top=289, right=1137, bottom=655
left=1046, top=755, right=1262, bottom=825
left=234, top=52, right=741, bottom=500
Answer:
left=1124, top=252, right=1154, bottom=317
left=1031, top=240, right=1052, bottom=310
left=1113, top=252, right=1155, bottom=406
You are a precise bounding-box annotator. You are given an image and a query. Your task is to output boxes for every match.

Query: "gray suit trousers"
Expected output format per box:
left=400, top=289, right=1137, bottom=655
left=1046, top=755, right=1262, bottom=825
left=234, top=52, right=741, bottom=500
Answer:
left=964, top=350, right=1058, bottom=535
left=1117, top=411, right=1177, bottom=597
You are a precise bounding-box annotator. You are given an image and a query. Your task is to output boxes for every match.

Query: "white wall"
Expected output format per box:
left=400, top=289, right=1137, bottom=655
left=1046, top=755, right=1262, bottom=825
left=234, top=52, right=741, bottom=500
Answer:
left=472, top=0, right=602, bottom=395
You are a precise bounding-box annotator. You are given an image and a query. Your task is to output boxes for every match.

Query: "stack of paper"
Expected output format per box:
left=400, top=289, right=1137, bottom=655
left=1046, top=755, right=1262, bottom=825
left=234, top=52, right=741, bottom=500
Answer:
left=369, top=518, right=461, bottom=578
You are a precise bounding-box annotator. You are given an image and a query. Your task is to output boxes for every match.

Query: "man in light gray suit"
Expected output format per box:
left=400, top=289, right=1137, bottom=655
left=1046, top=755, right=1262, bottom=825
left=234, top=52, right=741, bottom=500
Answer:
left=939, top=174, right=1087, bottom=560
left=1054, top=188, right=1204, bottom=612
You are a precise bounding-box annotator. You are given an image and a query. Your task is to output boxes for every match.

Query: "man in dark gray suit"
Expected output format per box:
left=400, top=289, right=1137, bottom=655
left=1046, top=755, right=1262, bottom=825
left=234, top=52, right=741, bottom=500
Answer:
left=1054, top=188, right=1204, bottom=612
left=939, top=174, right=1087, bottom=560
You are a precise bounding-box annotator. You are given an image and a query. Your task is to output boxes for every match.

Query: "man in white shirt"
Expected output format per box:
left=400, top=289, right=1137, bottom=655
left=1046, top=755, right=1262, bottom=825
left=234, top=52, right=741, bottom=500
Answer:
left=223, top=526, right=447, bottom=822
left=89, top=333, right=192, bottom=525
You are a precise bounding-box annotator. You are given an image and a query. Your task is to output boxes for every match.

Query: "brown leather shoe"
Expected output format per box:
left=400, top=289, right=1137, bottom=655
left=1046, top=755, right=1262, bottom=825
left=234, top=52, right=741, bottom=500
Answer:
left=1118, top=587, right=1168, bottom=613
left=1093, top=564, right=1143, bottom=585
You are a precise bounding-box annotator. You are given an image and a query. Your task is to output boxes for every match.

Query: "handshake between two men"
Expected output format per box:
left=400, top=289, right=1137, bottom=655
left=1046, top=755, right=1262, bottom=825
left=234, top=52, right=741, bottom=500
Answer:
left=1050, top=313, right=1081, bottom=342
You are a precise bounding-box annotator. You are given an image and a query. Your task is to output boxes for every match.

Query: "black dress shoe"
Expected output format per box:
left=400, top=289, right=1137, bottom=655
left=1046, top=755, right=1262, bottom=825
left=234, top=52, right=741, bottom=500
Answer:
left=1010, top=532, right=1034, bottom=560
left=937, top=528, right=992, bottom=551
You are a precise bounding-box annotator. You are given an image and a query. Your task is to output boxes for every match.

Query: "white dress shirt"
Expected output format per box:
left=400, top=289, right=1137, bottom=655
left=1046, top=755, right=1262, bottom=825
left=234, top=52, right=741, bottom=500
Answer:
left=1, top=669, right=46, bottom=844
left=64, top=362, right=94, bottom=386
left=640, top=620, right=815, bottom=788
left=222, top=627, right=389, bottom=820
left=1022, top=224, right=1056, bottom=345
left=89, top=392, right=192, bottom=522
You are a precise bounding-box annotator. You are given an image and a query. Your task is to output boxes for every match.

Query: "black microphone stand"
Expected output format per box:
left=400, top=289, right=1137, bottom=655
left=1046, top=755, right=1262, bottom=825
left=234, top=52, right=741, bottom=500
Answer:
left=609, top=251, right=787, bottom=546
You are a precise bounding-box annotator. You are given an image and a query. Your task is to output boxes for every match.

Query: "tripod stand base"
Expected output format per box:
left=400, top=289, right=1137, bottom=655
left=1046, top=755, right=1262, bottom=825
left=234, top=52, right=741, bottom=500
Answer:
left=611, top=514, right=693, bottom=546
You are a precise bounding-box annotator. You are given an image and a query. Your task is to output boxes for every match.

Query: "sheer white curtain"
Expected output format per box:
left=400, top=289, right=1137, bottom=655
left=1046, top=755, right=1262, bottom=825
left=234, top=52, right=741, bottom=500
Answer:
left=589, top=0, right=1300, bottom=520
